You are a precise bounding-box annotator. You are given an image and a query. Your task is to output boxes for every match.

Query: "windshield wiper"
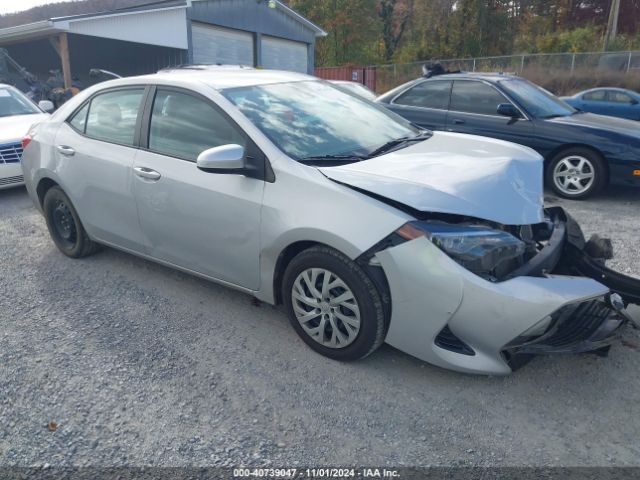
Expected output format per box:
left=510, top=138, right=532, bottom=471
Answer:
left=542, top=114, right=568, bottom=119
left=364, top=130, right=432, bottom=159
left=298, top=154, right=364, bottom=165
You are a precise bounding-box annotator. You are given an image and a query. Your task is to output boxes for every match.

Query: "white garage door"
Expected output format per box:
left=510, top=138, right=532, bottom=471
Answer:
left=262, top=35, right=308, bottom=73
left=192, top=23, right=254, bottom=66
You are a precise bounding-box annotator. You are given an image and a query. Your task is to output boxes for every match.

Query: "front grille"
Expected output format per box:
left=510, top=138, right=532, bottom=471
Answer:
left=0, top=142, right=23, bottom=164
left=541, top=300, right=611, bottom=347
left=0, top=175, right=24, bottom=186
left=434, top=325, right=475, bottom=356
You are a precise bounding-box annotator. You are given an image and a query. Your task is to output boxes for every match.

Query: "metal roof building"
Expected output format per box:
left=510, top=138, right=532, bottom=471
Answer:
left=0, top=0, right=326, bottom=90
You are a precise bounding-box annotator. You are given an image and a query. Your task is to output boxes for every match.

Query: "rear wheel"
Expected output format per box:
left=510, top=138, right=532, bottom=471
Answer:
left=546, top=147, right=606, bottom=199
left=282, top=246, right=386, bottom=361
left=43, top=186, right=99, bottom=258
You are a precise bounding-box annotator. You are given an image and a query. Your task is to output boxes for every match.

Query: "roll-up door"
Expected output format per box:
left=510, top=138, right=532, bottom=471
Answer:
left=262, top=35, right=308, bottom=73
left=192, top=23, right=254, bottom=66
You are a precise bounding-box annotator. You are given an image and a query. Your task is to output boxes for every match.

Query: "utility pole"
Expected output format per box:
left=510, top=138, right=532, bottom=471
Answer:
left=603, top=0, right=621, bottom=51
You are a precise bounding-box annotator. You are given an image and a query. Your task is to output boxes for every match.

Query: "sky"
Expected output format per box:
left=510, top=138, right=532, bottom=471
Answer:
left=0, top=0, right=69, bottom=15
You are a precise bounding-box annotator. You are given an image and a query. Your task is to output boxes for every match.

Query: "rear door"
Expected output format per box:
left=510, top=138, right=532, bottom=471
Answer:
left=386, top=80, right=451, bottom=130
left=54, top=87, right=147, bottom=251
left=581, top=90, right=610, bottom=115
left=132, top=87, right=264, bottom=289
left=446, top=80, right=533, bottom=147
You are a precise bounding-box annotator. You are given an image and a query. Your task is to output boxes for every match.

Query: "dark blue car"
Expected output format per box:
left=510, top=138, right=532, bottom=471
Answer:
left=377, top=73, right=640, bottom=199
left=561, top=88, right=640, bottom=121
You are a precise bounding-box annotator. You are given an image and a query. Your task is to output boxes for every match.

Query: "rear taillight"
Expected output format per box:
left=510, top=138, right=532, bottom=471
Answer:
left=21, top=135, right=32, bottom=150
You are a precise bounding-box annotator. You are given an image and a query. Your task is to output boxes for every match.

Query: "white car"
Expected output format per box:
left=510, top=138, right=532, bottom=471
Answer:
left=20, top=67, right=639, bottom=374
left=0, top=84, right=51, bottom=190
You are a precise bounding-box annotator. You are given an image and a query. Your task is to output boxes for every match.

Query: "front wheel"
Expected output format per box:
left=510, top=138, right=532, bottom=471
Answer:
left=546, top=148, right=607, bottom=199
left=282, top=246, right=386, bottom=361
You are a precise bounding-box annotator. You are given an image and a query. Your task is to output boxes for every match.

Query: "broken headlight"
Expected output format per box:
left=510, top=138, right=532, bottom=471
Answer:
left=397, top=222, right=526, bottom=279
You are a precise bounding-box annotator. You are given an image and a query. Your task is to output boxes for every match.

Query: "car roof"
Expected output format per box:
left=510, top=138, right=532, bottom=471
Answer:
left=96, top=65, right=316, bottom=90
left=581, top=86, right=637, bottom=94
left=376, top=72, right=522, bottom=102
left=422, top=72, right=521, bottom=82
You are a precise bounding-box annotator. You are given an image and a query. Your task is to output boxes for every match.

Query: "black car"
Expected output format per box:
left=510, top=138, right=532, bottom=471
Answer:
left=377, top=72, right=640, bottom=199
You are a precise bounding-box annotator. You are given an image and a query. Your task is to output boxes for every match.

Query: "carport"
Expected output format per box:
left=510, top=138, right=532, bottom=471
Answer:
left=0, top=0, right=325, bottom=92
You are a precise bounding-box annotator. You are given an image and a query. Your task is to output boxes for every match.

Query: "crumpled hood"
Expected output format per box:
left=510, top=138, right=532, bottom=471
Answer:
left=319, top=131, right=544, bottom=225
left=0, top=113, right=48, bottom=144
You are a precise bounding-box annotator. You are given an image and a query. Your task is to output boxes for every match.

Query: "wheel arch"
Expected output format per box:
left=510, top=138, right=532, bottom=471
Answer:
left=272, top=240, right=322, bottom=305
left=544, top=143, right=610, bottom=180
left=270, top=239, right=392, bottom=319
left=36, top=177, right=60, bottom=207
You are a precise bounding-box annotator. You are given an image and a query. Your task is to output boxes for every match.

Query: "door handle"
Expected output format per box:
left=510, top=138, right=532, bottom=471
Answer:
left=56, top=145, right=75, bottom=156
left=451, top=119, right=466, bottom=125
left=134, top=166, right=161, bottom=181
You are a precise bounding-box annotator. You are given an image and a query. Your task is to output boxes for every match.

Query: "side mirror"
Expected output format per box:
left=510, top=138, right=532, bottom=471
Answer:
left=630, top=98, right=639, bottom=105
left=196, top=144, right=245, bottom=172
left=38, top=100, right=54, bottom=113
left=497, top=103, right=521, bottom=118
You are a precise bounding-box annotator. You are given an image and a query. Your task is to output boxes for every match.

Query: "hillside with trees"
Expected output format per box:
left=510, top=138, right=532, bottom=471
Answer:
left=289, top=0, right=640, bottom=66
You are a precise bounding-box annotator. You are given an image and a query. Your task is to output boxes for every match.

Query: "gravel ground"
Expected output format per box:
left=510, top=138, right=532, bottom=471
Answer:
left=1, top=185, right=639, bottom=468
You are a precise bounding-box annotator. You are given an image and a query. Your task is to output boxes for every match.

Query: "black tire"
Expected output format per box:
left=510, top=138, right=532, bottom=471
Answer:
left=282, top=245, right=386, bottom=361
left=43, top=186, right=99, bottom=258
left=546, top=147, right=607, bottom=200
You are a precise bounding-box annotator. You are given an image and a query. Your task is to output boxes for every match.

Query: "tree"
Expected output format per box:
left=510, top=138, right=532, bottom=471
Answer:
left=378, top=0, right=413, bottom=61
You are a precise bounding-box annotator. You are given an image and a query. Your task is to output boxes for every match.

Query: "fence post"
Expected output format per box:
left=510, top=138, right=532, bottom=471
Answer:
left=627, top=51, right=632, bottom=72
left=472, top=58, right=476, bottom=72
left=570, top=53, right=575, bottom=73
left=520, top=55, right=525, bottom=73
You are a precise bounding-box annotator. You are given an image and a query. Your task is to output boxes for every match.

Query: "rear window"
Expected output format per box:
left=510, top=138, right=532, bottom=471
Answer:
left=83, top=89, right=144, bottom=146
left=394, top=81, right=451, bottom=110
left=583, top=90, right=606, bottom=101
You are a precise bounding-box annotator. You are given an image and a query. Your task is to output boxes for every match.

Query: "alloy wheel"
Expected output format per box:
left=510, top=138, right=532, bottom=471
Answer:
left=552, top=155, right=595, bottom=196
left=291, top=268, right=361, bottom=349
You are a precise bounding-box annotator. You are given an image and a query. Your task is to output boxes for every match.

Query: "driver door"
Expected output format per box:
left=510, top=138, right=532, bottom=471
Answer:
left=133, top=87, right=265, bottom=290
left=445, top=80, right=533, bottom=147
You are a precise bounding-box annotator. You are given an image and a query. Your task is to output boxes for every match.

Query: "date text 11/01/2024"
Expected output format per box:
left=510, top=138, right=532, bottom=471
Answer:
left=233, top=468, right=400, bottom=478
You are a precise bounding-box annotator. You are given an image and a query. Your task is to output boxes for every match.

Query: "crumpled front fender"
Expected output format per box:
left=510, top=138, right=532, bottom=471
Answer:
left=376, top=237, right=609, bottom=375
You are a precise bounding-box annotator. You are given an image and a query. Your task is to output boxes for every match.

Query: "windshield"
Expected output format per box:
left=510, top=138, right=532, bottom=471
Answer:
left=222, top=80, right=419, bottom=161
left=499, top=78, right=575, bottom=118
left=0, top=87, right=40, bottom=118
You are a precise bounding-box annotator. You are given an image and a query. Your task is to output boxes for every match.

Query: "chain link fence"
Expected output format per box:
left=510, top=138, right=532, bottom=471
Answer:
left=373, top=51, right=640, bottom=93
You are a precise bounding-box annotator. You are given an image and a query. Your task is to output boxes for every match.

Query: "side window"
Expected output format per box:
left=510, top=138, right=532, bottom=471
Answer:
left=583, top=90, right=607, bottom=101
left=148, top=89, right=246, bottom=161
left=608, top=91, right=634, bottom=104
left=394, top=81, right=451, bottom=110
left=450, top=81, right=510, bottom=116
left=84, top=89, right=144, bottom=146
left=68, top=102, right=90, bottom=133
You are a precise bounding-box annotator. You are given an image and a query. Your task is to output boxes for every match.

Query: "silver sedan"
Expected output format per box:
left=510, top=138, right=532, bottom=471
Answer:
left=21, top=67, right=639, bottom=375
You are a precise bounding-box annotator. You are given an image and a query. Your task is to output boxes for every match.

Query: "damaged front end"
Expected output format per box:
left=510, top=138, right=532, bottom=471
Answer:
left=362, top=205, right=640, bottom=374
left=497, top=207, right=640, bottom=368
